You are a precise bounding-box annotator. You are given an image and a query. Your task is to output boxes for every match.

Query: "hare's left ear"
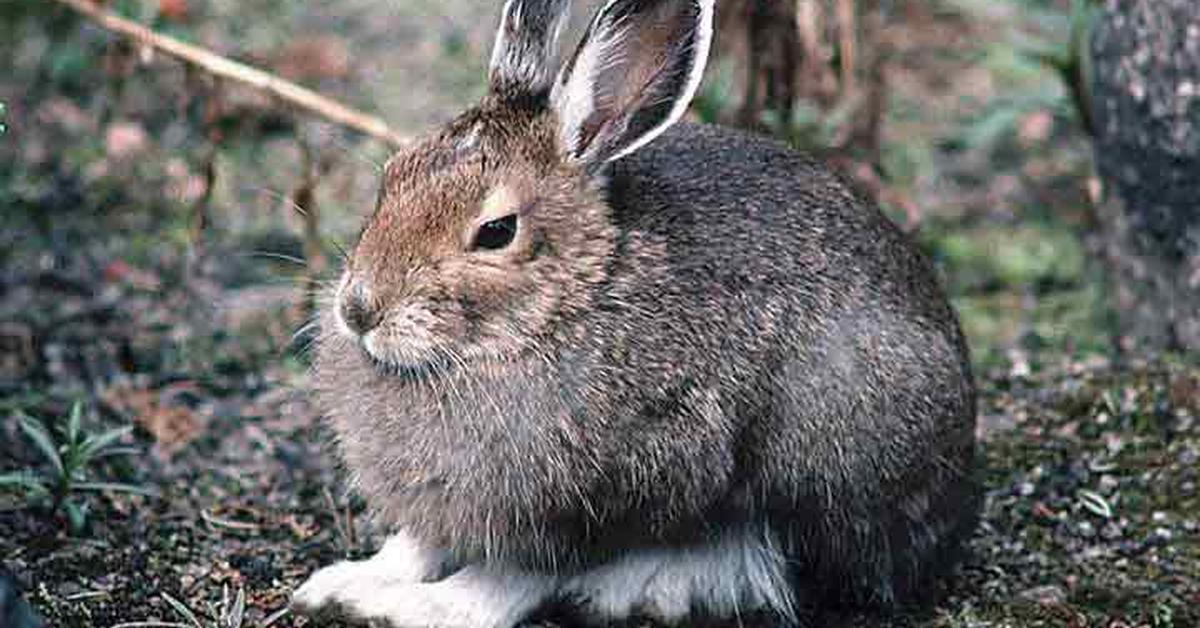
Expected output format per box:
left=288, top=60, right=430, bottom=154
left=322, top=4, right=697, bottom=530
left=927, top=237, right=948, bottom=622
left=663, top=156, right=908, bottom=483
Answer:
left=489, top=0, right=572, bottom=99
left=551, top=0, right=714, bottom=165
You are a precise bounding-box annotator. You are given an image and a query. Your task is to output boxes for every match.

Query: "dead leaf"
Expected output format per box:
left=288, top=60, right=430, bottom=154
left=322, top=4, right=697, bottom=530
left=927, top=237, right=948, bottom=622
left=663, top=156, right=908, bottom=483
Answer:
left=1018, top=110, right=1054, bottom=146
left=261, top=36, right=351, bottom=82
left=102, top=384, right=201, bottom=452
left=104, top=259, right=162, bottom=291
left=158, top=0, right=189, bottom=22
left=38, top=98, right=94, bottom=133
left=1170, top=373, right=1199, bottom=412
left=105, top=122, right=149, bottom=160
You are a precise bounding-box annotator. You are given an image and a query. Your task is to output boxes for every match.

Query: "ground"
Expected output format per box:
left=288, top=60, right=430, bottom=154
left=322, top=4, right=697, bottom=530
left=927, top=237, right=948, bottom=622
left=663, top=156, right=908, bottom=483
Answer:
left=0, top=0, right=1196, bottom=627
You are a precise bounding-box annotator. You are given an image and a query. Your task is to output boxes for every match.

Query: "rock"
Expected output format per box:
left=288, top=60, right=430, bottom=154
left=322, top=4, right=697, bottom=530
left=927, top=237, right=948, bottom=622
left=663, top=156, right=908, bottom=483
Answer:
left=0, top=567, right=45, bottom=628
left=1018, top=584, right=1067, bottom=606
left=105, top=121, right=149, bottom=161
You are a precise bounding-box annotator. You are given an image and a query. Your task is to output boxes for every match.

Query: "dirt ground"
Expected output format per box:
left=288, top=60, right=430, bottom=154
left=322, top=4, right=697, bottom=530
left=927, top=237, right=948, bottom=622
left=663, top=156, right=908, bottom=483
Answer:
left=1, top=0, right=1197, bottom=627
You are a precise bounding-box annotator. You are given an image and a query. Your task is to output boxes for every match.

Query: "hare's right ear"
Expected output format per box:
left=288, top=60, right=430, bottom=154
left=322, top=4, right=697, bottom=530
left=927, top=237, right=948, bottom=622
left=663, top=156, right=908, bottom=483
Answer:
left=551, top=0, right=714, bottom=166
left=489, top=0, right=571, bottom=99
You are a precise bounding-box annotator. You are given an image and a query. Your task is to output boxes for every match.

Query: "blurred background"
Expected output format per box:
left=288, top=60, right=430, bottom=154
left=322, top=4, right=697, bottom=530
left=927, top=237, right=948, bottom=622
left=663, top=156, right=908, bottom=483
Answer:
left=0, top=1, right=1196, bottom=627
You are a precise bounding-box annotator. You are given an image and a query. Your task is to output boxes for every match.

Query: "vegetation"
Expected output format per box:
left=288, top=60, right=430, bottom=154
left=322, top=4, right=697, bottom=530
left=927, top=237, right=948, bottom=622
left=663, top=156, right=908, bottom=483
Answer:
left=0, top=402, right=152, bottom=534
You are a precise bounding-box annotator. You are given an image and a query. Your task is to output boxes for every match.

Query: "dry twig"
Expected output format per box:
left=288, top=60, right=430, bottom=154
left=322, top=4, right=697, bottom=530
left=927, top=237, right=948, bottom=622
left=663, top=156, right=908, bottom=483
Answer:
left=53, top=0, right=408, bottom=148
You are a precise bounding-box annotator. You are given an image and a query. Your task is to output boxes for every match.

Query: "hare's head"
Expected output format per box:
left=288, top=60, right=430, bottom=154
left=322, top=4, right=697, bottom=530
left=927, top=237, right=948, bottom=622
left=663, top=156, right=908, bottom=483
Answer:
left=332, top=0, right=714, bottom=374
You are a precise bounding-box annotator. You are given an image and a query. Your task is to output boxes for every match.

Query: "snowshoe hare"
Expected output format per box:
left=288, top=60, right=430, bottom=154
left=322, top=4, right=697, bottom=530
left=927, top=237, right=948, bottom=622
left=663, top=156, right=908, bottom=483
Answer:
left=293, top=0, right=979, bottom=625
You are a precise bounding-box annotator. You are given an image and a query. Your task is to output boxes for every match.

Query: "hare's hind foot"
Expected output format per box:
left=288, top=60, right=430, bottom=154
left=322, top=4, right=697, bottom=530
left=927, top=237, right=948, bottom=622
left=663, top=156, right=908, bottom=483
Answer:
left=562, top=526, right=795, bottom=624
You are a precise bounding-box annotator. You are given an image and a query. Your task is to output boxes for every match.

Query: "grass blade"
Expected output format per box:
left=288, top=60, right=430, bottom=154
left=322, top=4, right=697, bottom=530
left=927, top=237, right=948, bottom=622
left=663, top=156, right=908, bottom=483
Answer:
left=81, top=425, right=134, bottom=461
left=91, top=446, right=142, bottom=460
left=73, top=481, right=159, bottom=497
left=68, top=401, right=83, bottom=445
left=161, top=592, right=203, bottom=628
left=18, top=414, right=64, bottom=476
left=64, top=499, right=89, bottom=533
left=227, top=586, right=245, bottom=628
left=1078, top=489, right=1113, bottom=519
left=0, top=471, right=50, bottom=497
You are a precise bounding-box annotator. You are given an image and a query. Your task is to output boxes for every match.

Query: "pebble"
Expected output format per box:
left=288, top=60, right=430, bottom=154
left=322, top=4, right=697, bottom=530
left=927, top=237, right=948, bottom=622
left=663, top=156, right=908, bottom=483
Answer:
left=1076, top=520, right=1096, bottom=539
left=1018, top=481, right=1036, bottom=497
left=1018, top=584, right=1066, bottom=606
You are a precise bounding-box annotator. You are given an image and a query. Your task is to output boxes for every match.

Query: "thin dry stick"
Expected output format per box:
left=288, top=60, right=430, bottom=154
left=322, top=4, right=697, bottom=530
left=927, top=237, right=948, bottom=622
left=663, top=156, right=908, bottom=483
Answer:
left=54, top=0, right=408, bottom=148
left=796, top=0, right=822, bottom=69
left=795, top=0, right=835, bottom=106
left=835, top=0, right=857, bottom=97
left=187, top=79, right=222, bottom=273
left=294, top=140, right=332, bottom=318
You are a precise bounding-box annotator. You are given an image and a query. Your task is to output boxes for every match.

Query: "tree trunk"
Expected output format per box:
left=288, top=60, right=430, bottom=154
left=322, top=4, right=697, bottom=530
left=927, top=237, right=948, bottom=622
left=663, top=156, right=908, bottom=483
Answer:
left=1091, top=0, right=1200, bottom=353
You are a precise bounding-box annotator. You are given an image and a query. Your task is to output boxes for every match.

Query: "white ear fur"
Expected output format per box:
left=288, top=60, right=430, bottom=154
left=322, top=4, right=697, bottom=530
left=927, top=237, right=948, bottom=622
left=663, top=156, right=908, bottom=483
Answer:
left=551, top=0, right=715, bottom=164
left=489, top=0, right=572, bottom=95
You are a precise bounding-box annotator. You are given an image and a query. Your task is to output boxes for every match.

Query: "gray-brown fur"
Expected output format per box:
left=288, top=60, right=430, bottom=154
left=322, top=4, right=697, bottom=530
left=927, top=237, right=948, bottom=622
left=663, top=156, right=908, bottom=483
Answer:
left=313, top=0, right=977, bottom=620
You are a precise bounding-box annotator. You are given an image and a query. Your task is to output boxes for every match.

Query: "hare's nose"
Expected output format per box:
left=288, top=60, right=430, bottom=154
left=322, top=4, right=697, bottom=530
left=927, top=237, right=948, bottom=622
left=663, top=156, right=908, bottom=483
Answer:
left=340, top=279, right=383, bottom=336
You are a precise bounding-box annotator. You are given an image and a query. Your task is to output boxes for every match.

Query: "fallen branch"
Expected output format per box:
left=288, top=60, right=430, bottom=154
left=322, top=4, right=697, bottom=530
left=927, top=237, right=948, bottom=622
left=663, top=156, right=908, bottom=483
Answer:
left=54, top=0, right=408, bottom=148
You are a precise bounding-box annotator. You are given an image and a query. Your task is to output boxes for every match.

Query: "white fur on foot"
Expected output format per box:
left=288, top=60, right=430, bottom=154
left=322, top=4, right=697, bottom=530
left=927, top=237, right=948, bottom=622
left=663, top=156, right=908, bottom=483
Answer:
left=309, top=565, right=557, bottom=628
left=293, top=527, right=794, bottom=626
left=564, top=527, right=795, bottom=623
left=292, top=530, right=447, bottom=612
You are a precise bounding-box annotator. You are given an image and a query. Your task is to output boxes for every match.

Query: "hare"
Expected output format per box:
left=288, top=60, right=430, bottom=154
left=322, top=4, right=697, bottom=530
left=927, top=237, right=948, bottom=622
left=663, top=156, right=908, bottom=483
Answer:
left=292, top=0, right=979, bottom=625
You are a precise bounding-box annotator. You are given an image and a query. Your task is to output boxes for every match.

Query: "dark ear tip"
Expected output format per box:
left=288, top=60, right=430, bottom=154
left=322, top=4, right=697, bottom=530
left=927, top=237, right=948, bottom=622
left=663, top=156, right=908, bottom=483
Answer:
left=488, top=0, right=572, bottom=98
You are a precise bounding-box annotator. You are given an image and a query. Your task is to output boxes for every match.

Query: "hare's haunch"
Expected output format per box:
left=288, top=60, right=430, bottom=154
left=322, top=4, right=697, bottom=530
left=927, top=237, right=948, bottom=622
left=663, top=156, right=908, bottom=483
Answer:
left=294, top=0, right=978, bottom=625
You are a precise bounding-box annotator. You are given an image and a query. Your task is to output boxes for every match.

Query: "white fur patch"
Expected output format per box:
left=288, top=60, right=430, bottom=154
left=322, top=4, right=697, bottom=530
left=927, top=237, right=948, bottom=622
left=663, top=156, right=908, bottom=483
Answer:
left=479, top=184, right=520, bottom=223
left=294, top=528, right=794, bottom=626
left=325, top=566, right=556, bottom=628
left=292, top=531, right=448, bottom=610
left=565, top=527, right=795, bottom=622
left=331, top=272, right=357, bottom=340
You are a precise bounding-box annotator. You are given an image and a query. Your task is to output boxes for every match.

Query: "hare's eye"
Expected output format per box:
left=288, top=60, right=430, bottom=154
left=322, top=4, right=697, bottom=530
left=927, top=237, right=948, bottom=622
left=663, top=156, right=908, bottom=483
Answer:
left=472, top=214, right=518, bottom=251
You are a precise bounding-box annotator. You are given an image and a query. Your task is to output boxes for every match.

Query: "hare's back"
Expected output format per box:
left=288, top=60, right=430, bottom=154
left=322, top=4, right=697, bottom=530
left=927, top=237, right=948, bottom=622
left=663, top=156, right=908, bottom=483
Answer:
left=607, top=122, right=929, bottom=304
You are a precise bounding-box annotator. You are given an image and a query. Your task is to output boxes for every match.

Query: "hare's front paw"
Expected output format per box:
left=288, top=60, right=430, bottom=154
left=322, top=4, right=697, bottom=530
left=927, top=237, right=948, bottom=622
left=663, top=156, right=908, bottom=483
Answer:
left=291, top=560, right=367, bottom=614
left=300, top=579, right=470, bottom=627
left=292, top=531, right=446, bottom=615
left=295, top=565, right=555, bottom=628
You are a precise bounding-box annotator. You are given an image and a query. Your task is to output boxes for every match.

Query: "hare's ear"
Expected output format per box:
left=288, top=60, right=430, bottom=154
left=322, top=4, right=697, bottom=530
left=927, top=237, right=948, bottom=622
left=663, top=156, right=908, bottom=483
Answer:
left=489, top=0, right=571, bottom=99
left=551, top=0, right=714, bottom=165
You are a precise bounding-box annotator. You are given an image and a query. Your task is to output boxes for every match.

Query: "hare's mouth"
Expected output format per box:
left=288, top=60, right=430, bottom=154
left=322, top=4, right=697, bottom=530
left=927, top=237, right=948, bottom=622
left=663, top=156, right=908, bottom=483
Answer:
left=358, top=334, right=456, bottom=380
left=360, top=350, right=447, bottom=380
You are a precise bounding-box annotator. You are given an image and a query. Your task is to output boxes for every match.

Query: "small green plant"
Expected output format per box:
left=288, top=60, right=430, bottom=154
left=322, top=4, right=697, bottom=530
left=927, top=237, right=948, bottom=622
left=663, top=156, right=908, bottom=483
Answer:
left=1154, top=603, right=1176, bottom=628
left=0, top=402, right=153, bottom=532
left=0, top=101, right=8, bottom=136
